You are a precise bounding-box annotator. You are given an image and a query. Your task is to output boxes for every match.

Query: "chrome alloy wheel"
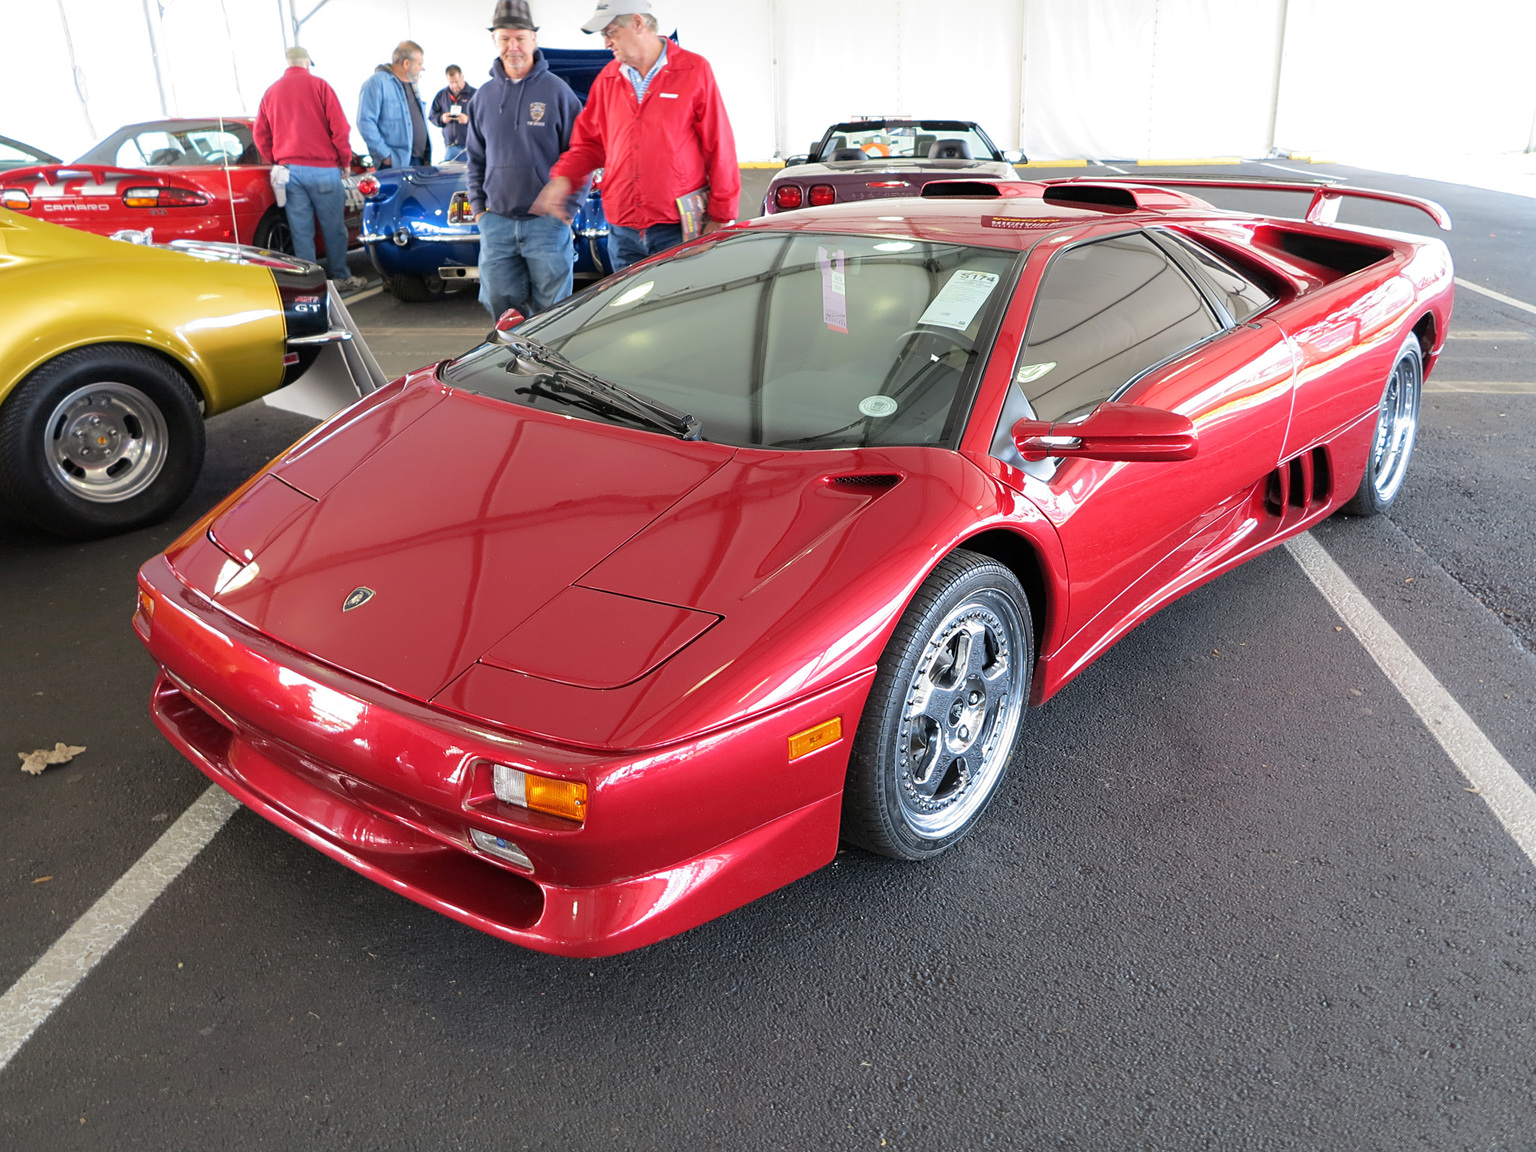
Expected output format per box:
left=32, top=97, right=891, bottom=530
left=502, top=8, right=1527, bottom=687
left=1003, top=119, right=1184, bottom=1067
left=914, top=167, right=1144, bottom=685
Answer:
left=896, top=591, right=1028, bottom=839
left=43, top=381, right=169, bottom=503
left=1367, top=347, right=1421, bottom=505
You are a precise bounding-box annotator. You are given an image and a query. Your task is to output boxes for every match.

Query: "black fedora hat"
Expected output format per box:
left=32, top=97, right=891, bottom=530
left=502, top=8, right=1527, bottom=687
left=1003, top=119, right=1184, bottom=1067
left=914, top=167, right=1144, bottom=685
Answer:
left=489, top=0, right=537, bottom=31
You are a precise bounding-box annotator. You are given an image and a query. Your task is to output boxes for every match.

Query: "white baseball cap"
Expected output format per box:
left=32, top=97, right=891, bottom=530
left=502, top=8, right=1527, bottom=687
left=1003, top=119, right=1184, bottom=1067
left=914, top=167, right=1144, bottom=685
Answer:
left=580, top=0, right=653, bottom=34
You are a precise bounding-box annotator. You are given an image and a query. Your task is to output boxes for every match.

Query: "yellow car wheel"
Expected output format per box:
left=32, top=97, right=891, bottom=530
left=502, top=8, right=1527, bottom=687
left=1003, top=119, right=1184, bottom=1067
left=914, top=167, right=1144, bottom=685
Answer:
left=0, top=344, right=205, bottom=540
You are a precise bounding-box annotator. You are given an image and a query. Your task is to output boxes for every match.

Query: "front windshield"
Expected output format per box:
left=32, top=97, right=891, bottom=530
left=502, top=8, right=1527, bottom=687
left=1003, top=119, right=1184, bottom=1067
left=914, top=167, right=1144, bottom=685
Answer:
left=821, top=124, right=995, bottom=162
left=441, top=230, right=1017, bottom=450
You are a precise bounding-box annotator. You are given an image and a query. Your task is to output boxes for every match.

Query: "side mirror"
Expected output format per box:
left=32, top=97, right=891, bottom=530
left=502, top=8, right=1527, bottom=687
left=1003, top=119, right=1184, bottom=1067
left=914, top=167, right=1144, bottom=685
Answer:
left=785, top=154, right=811, bottom=167
left=1002, top=149, right=1026, bottom=165
left=490, top=308, right=526, bottom=345
left=1012, top=403, right=1197, bottom=462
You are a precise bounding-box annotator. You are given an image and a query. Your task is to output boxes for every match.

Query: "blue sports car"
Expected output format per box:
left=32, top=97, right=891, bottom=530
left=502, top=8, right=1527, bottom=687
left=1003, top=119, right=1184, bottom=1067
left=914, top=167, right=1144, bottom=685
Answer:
left=359, top=47, right=614, bottom=302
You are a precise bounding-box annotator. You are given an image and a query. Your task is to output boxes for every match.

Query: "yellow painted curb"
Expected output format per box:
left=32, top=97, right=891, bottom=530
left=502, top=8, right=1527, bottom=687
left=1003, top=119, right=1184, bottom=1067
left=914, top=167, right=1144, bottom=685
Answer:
left=1282, top=154, right=1337, bottom=164
left=741, top=161, right=785, bottom=169
left=1019, top=159, right=1089, bottom=168
left=1137, top=157, right=1243, bottom=166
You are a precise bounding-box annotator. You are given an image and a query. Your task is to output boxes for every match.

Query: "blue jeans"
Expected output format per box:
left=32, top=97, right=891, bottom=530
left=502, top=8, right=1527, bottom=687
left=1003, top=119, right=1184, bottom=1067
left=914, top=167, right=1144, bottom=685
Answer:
left=606, top=222, right=684, bottom=273
left=443, top=144, right=466, bottom=162
left=284, top=163, right=351, bottom=280
left=477, top=212, right=573, bottom=319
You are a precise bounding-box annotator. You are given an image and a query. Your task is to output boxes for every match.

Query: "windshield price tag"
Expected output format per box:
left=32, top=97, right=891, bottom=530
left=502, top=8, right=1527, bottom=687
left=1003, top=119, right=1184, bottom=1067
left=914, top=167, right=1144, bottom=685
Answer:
left=818, top=246, right=848, bottom=334
left=917, top=269, right=1000, bottom=331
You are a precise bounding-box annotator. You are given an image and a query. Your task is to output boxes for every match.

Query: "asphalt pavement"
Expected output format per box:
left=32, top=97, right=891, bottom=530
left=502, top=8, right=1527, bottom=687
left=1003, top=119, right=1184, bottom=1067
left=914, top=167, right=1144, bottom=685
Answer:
left=2, top=162, right=1535, bottom=1150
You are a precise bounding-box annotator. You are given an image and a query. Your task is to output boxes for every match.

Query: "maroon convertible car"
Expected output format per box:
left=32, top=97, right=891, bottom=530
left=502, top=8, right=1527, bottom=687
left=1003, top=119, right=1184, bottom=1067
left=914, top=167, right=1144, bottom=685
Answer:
left=137, top=176, right=1452, bottom=956
left=765, top=118, right=1025, bottom=214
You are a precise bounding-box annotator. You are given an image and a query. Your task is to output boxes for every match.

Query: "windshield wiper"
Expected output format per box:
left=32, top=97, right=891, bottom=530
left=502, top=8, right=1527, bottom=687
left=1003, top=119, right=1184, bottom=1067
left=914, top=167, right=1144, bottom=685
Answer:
left=503, top=337, right=703, bottom=440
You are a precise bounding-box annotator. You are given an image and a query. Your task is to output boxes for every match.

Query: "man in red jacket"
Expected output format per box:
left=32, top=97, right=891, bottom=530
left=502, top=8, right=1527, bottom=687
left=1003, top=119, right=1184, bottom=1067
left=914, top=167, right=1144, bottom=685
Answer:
left=254, top=46, right=365, bottom=291
left=530, top=0, right=738, bottom=272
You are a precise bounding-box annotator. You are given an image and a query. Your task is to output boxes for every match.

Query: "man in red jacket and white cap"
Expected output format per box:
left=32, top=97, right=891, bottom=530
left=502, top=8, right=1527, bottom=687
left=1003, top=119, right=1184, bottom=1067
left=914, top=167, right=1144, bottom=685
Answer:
left=530, top=0, right=739, bottom=271
left=253, top=46, right=366, bottom=291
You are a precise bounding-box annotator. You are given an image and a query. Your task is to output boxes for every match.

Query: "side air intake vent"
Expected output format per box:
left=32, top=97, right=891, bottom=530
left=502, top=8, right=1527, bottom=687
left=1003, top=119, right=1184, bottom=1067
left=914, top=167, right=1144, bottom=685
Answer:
left=1263, top=446, right=1332, bottom=521
left=827, top=473, right=902, bottom=489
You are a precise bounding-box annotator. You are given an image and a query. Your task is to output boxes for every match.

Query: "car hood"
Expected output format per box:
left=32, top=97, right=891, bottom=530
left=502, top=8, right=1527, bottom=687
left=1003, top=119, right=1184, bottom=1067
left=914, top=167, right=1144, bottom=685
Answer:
left=185, top=382, right=735, bottom=704
left=172, top=378, right=1001, bottom=748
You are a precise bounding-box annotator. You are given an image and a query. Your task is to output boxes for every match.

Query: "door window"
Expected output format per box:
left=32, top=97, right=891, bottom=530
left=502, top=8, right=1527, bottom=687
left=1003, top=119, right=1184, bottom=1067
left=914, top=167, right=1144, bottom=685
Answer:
left=1013, top=232, right=1219, bottom=423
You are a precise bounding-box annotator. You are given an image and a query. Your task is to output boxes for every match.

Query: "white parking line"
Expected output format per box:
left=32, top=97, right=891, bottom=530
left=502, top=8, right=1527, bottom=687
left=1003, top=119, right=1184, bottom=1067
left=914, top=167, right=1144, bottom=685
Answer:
left=1455, top=277, right=1536, bottom=317
left=0, top=785, right=238, bottom=1073
left=1286, top=533, right=1536, bottom=868
left=1262, top=162, right=1343, bottom=180
left=1425, top=380, right=1536, bottom=394
left=1446, top=331, right=1531, bottom=340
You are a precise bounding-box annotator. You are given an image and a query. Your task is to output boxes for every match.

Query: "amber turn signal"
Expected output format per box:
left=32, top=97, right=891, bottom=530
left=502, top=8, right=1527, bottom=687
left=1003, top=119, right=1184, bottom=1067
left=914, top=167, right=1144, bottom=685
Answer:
left=493, top=763, right=587, bottom=823
left=788, top=717, right=842, bottom=761
left=134, top=588, right=155, bottom=636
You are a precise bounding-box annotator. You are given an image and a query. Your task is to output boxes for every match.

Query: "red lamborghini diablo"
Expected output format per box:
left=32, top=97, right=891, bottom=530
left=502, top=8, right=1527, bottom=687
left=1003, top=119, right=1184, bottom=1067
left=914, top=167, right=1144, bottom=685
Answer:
left=135, top=177, right=1454, bottom=956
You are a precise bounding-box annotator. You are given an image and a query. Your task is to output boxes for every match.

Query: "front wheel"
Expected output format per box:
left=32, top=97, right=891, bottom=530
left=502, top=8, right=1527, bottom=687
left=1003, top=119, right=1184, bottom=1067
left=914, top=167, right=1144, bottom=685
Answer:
left=0, top=345, right=205, bottom=539
left=842, top=550, right=1033, bottom=860
left=1340, top=332, right=1423, bottom=516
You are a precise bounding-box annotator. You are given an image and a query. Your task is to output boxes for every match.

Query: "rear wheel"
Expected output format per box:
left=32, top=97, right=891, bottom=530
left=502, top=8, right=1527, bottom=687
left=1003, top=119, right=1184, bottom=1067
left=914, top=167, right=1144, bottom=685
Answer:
left=1340, top=332, right=1423, bottom=516
left=0, top=345, right=205, bottom=539
left=842, top=550, right=1032, bottom=860
left=383, top=272, right=446, bottom=302
left=253, top=208, right=292, bottom=254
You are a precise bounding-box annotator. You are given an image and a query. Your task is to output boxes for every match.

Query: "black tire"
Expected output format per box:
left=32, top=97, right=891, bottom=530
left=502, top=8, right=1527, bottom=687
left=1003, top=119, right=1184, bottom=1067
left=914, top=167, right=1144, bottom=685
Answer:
left=1339, top=332, right=1423, bottom=517
left=0, top=345, right=205, bottom=540
left=383, top=272, right=446, bottom=302
left=842, top=550, right=1033, bottom=860
left=253, top=208, right=293, bottom=254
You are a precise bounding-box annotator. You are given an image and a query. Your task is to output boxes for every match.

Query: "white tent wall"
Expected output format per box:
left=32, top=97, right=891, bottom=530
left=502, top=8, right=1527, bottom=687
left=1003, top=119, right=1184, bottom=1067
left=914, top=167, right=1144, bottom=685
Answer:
left=1270, top=0, right=1536, bottom=162
left=4, top=0, right=1536, bottom=167
left=770, top=0, right=1026, bottom=157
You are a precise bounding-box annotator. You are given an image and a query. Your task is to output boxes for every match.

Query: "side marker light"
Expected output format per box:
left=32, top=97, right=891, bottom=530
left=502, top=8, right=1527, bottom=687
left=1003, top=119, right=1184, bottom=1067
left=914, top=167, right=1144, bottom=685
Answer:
left=788, top=717, right=842, bottom=761
left=134, top=589, right=155, bottom=637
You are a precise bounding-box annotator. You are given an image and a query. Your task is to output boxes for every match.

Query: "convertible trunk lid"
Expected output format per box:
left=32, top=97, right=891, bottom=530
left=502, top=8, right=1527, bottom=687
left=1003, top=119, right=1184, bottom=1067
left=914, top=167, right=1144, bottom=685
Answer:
left=197, top=391, right=735, bottom=702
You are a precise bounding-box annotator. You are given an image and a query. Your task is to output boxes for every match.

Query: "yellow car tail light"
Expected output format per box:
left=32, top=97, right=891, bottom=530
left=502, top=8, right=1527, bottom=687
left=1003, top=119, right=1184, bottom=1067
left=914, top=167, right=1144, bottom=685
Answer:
left=492, top=764, right=587, bottom=824
left=788, top=717, right=842, bottom=761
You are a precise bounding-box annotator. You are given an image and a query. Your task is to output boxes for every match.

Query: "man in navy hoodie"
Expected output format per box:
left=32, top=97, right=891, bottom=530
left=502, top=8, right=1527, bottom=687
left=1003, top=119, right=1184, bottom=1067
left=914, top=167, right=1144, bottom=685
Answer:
left=466, top=1, right=583, bottom=319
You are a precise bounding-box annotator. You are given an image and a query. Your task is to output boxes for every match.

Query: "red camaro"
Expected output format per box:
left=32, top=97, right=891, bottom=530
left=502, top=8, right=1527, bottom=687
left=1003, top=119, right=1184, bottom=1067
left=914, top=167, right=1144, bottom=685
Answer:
left=134, top=178, right=1453, bottom=956
left=0, top=118, right=363, bottom=253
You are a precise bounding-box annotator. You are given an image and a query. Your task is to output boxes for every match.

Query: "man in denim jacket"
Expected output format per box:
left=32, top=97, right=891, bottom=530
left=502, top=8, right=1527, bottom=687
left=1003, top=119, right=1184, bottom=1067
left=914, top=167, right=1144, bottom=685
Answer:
left=357, top=41, right=431, bottom=169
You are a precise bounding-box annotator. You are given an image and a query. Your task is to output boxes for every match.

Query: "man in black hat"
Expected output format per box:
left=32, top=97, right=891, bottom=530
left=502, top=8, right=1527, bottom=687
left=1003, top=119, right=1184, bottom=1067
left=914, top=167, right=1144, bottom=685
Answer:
left=466, top=1, right=584, bottom=319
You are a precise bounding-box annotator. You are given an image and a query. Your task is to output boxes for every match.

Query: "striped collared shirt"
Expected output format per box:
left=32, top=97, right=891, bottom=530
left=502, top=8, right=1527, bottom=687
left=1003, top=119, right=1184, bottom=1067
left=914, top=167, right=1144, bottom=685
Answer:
left=620, top=46, right=668, bottom=103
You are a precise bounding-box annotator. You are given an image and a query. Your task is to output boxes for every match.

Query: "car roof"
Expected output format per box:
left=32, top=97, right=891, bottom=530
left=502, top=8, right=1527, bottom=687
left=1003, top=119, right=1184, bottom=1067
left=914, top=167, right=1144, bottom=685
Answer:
left=742, top=189, right=1195, bottom=250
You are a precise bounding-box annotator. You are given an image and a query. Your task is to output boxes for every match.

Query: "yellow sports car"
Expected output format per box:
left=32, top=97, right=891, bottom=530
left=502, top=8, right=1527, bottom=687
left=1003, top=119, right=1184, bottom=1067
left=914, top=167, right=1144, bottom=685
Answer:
left=0, top=207, right=371, bottom=538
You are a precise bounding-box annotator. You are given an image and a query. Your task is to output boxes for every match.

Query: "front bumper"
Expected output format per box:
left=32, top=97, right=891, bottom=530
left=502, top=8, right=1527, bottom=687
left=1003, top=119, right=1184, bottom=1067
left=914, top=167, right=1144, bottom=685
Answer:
left=136, top=553, right=862, bottom=956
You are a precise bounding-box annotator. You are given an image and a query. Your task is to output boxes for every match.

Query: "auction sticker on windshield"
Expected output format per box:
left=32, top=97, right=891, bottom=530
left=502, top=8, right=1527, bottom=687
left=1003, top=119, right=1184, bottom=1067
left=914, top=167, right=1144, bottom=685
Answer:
left=918, top=270, right=999, bottom=331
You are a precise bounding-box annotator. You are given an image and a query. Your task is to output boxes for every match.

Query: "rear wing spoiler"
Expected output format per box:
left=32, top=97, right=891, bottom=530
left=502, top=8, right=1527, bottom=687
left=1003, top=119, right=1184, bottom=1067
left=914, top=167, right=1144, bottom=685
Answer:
left=1050, top=177, right=1452, bottom=231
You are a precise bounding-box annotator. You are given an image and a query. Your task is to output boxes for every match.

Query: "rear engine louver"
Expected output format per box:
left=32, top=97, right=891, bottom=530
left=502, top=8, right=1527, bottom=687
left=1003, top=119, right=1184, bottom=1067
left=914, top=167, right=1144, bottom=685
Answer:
left=1264, top=447, right=1332, bottom=521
